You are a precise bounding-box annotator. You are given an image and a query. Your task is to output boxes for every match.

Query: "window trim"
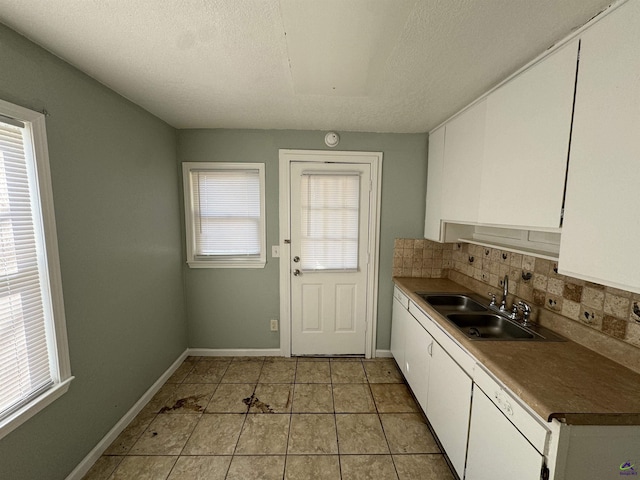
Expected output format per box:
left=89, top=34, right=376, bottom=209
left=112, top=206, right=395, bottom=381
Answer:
left=0, top=99, right=73, bottom=441
left=182, top=162, right=267, bottom=269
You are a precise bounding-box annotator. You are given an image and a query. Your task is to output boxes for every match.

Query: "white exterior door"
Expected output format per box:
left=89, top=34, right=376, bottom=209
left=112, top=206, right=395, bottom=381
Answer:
left=289, top=161, right=371, bottom=355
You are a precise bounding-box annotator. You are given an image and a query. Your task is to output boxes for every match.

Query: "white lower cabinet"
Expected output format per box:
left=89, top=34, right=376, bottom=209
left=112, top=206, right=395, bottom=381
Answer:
left=404, top=311, right=433, bottom=412
left=391, top=287, right=433, bottom=412
left=466, top=387, right=544, bottom=480
left=392, top=292, right=473, bottom=478
left=391, top=289, right=411, bottom=377
left=426, top=341, right=473, bottom=478
left=392, top=286, right=640, bottom=480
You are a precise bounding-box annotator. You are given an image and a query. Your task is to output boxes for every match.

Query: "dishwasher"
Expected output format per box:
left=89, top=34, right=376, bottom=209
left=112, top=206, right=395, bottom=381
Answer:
left=465, top=367, right=548, bottom=480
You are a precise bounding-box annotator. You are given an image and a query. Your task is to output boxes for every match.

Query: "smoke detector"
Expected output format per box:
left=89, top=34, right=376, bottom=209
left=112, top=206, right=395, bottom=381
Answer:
left=324, top=132, right=340, bottom=147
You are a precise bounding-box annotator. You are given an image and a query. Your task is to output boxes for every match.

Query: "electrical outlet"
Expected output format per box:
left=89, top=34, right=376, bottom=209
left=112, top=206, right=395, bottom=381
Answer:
left=270, top=319, right=278, bottom=331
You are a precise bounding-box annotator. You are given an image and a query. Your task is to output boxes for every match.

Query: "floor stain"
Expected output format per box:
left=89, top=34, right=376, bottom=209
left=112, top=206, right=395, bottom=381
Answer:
left=243, top=393, right=274, bottom=413
left=159, top=395, right=207, bottom=413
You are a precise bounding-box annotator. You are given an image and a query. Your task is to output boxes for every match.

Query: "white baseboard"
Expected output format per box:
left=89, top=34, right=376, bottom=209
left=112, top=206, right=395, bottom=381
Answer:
left=375, top=349, right=393, bottom=358
left=192, top=348, right=391, bottom=358
left=65, top=349, right=189, bottom=480
left=188, top=348, right=282, bottom=357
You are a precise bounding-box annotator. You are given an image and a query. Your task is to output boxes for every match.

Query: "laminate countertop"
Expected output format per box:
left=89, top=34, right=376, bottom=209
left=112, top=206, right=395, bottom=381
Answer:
left=393, top=277, right=640, bottom=425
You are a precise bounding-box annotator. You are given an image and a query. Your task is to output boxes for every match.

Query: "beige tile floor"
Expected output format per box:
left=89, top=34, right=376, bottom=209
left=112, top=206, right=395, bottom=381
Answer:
left=83, top=357, right=455, bottom=480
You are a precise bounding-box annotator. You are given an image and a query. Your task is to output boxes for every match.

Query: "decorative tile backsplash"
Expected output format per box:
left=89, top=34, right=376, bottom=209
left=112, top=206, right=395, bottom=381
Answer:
left=393, top=238, right=640, bottom=350
left=392, top=238, right=451, bottom=279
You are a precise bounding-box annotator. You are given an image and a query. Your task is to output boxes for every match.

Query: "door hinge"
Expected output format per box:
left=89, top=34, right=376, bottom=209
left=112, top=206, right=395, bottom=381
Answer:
left=284, top=239, right=291, bottom=244
left=541, top=464, right=550, bottom=480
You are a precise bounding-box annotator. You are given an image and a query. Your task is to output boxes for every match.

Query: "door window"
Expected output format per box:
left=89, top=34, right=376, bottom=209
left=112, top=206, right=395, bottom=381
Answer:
left=299, top=172, right=360, bottom=271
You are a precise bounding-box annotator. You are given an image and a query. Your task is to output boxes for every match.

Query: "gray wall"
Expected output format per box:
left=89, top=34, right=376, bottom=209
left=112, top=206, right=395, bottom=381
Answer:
left=0, top=24, right=187, bottom=479
left=0, top=21, right=427, bottom=479
left=178, top=129, right=427, bottom=351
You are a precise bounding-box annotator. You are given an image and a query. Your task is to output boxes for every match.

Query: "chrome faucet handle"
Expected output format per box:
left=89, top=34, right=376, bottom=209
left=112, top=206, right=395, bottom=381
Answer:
left=488, top=292, right=497, bottom=306
left=510, top=303, right=520, bottom=319
left=498, top=299, right=507, bottom=312
left=518, top=301, right=531, bottom=313
left=518, top=301, right=532, bottom=325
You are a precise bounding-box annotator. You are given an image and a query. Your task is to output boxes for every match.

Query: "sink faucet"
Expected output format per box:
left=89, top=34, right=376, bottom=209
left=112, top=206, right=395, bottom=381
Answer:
left=500, top=275, right=508, bottom=312
left=518, top=301, right=532, bottom=326
left=487, top=276, right=535, bottom=326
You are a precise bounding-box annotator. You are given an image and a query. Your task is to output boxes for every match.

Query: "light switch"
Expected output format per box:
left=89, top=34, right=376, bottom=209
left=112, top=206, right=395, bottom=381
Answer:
left=272, top=246, right=280, bottom=257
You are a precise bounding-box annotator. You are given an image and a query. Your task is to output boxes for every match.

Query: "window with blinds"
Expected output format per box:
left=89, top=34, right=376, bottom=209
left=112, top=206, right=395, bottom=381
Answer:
left=0, top=100, right=71, bottom=440
left=182, top=163, right=266, bottom=268
left=299, top=172, right=360, bottom=271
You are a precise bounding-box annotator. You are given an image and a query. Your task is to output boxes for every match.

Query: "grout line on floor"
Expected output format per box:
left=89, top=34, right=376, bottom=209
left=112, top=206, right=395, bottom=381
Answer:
left=90, top=356, right=458, bottom=480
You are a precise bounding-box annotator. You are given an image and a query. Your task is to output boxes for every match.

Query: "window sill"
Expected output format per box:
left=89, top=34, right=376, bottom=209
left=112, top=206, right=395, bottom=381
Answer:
left=0, top=376, right=74, bottom=441
left=187, top=261, right=267, bottom=269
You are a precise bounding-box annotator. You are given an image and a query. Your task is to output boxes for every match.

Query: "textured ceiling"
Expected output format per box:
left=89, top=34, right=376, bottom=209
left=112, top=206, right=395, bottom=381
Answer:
left=0, top=0, right=614, bottom=132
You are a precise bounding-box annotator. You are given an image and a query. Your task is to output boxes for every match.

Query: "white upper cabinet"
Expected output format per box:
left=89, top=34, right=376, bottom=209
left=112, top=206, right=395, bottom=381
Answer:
left=424, top=126, right=445, bottom=241
left=559, top=1, right=640, bottom=293
left=478, top=40, right=579, bottom=229
left=430, top=39, right=578, bottom=235
left=440, top=99, right=487, bottom=224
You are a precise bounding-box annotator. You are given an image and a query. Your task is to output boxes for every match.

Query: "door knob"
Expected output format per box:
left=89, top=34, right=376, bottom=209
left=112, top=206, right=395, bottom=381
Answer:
left=293, top=269, right=301, bottom=276
left=293, top=256, right=300, bottom=262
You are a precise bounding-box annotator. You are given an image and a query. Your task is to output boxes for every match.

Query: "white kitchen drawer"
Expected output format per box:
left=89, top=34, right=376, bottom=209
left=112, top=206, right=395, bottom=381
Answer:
left=393, top=286, right=410, bottom=309
left=409, top=301, right=475, bottom=375
left=473, top=365, right=549, bottom=454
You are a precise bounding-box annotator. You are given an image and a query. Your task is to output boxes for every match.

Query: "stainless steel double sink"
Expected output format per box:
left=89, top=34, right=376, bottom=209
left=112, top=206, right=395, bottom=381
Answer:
left=417, top=293, right=565, bottom=342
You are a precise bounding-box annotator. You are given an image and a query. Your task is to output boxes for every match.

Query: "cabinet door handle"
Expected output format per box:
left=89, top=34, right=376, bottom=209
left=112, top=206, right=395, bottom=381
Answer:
left=427, top=342, right=433, bottom=356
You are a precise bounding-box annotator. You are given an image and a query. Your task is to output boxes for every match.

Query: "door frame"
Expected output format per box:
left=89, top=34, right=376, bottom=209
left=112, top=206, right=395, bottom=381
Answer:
left=278, top=149, right=382, bottom=358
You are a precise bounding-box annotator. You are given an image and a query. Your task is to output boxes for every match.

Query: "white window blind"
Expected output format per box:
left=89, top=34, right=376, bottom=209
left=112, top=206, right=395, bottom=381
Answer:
left=0, top=119, right=53, bottom=421
left=183, top=163, right=266, bottom=268
left=300, top=172, right=360, bottom=271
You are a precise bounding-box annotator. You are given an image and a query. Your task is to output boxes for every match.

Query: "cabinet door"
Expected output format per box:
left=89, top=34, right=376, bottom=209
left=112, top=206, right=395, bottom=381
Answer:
left=391, top=296, right=408, bottom=375
left=479, top=40, right=578, bottom=229
left=425, top=126, right=445, bottom=241
left=404, top=315, right=433, bottom=413
left=426, top=341, right=472, bottom=478
left=559, top=1, right=640, bottom=293
left=466, top=388, right=543, bottom=480
left=441, top=99, right=486, bottom=224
